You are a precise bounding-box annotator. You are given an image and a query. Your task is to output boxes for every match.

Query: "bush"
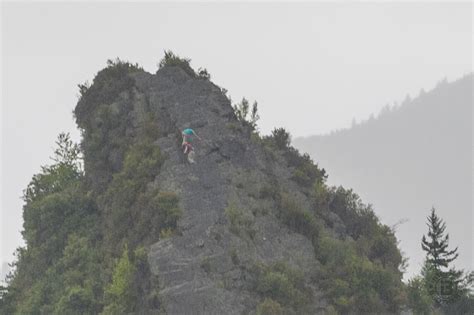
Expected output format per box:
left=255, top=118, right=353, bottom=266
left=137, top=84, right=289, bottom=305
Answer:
left=225, top=203, right=256, bottom=240
left=55, top=286, right=95, bottom=315
left=258, top=178, right=281, bottom=201
left=278, top=193, right=322, bottom=246
left=313, top=180, right=331, bottom=211
left=100, top=139, right=172, bottom=251
left=258, top=271, right=295, bottom=305
left=441, top=295, right=474, bottom=314
left=197, top=67, right=211, bottom=80
left=233, top=98, right=260, bottom=131
left=253, top=262, right=310, bottom=312
left=76, top=59, right=157, bottom=193
left=21, top=134, right=97, bottom=268
left=318, top=236, right=405, bottom=314
left=75, top=58, right=142, bottom=126
left=159, top=227, right=174, bottom=239
left=327, top=187, right=403, bottom=269
left=256, top=298, right=284, bottom=315
left=288, top=152, right=326, bottom=188
left=150, top=191, right=182, bottom=230
left=267, top=128, right=291, bottom=150
left=2, top=133, right=165, bottom=314
left=103, top=246, right=136, bottom=314
left=264, top=128, right=327, bottom=188
left=102, top=246, right=160, bottom=314
left=406, top=277, right=433, bottom=315
left=157, top=50, right=196, bottom=77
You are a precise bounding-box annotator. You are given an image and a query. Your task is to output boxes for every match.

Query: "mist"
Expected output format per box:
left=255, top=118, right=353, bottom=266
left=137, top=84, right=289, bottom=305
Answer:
left=2, top=2, right=472, bottom=279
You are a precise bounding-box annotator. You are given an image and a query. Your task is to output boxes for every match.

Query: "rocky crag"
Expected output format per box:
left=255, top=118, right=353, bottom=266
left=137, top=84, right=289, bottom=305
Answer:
left=136, top=68, right=324, bottom=314
left=1, top=57, right=405, bottom=315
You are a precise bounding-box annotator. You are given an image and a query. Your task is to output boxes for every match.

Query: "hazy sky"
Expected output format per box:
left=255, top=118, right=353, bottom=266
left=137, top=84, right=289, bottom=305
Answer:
left=1, top=2, right=472, bottom=266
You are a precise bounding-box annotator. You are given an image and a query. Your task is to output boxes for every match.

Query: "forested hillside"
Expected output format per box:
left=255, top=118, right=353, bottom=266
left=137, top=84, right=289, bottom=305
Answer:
left=294, top=75, right=473, bottom=280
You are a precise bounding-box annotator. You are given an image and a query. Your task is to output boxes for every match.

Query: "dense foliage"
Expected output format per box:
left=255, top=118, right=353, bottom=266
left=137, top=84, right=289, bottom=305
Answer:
left=264, top=128, right=327, bottom=189
left=1, top=59, right=181, bottom=314
left=157, top=50, right=196, bottom=78
left=406, top=209, right=474, bottom=313
left=252, top=262, right=312, bottom=314
left=253, top=127, right=406, bottom=313
left=233, top=98, right=260, bottom=131
left=76, top=58, right=142, bottom=126
left=75, top=59, right=145, bottom=192
left=2, top=53, right=457, bottom=314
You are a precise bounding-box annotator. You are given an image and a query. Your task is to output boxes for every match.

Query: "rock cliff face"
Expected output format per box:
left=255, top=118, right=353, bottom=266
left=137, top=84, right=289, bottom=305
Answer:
left=128, top=67, right=324, bottom=314
left=0, top=58, right=408, bottom=314
left=69, top=61, right=403, bottom=314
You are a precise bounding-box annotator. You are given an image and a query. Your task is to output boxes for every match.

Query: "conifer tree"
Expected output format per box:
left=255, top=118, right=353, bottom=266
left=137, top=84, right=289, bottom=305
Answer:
left=420, top=208, right=472, bottom=307
left=421, top=208, right=458, bottom=270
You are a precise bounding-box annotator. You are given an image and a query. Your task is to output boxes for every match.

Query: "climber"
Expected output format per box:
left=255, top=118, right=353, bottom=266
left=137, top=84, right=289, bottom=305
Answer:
left=181, top=128, right=201, bottom=163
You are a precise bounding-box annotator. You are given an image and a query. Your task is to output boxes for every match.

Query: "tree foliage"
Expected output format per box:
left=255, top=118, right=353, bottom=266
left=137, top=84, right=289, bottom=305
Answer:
left=405, top=208, right=474, bottom=313
left=268, top=128, right=291, bottom=150
left=0, top=55, right=418, bottom=314
left=233, top=98, right=260, bottom=131
left=75, top=58, right=142, bottom=126
left=422, top=208, right=459, bottom=270
left=318, top=236, right=405, bottom=313
left=418, top=208, right=474, bottom=308
left=252, top=262, right=311, bottom=314
left=1, top=130, right=172, bottom=314
left=158, top=50, right=196, bottom=77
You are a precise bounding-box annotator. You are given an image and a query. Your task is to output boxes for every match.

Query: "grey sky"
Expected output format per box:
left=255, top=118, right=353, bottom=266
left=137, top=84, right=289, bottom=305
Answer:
left=1, top=2, right=472, bottom=269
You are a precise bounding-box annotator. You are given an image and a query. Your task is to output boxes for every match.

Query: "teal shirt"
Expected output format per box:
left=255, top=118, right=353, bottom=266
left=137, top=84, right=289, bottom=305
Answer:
left=183, top=129, right=194, bottom=135
left=183, top=129, right=195, bottom=142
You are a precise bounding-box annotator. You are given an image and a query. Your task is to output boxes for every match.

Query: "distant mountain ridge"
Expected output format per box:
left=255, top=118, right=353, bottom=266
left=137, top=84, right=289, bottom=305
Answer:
left=294, top=74, right=473, bottom=277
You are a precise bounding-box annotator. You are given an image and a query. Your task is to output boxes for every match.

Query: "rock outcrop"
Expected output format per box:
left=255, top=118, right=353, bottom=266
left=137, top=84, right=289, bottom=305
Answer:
left=127, top=67, right=325, bottom=314
left=68, top=60, right=404, bottom=314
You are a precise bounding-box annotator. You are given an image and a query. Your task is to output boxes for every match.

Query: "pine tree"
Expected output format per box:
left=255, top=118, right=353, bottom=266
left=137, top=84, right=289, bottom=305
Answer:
left=420, top=208, right=472, bottom=307
left=421, top=208, right=458, bottom=270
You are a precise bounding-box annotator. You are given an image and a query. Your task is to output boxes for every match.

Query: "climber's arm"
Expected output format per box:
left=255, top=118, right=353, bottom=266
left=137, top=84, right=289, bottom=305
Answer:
left=192, top=130, right=202, bottom=140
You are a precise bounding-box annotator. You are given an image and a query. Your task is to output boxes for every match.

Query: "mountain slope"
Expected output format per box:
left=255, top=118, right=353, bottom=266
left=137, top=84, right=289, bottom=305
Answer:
left=132, top=67, right=324, bottom=313
left=294, top=74, right=473, bottom=278
left=1, top=58, right=405, bottom=314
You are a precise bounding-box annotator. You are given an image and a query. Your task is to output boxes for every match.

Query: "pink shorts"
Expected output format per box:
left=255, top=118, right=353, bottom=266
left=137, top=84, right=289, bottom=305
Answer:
left=183, top=142, right=193, bottom=153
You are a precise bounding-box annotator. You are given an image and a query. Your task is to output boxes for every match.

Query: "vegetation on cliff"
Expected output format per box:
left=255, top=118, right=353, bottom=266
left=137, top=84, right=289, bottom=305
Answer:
left=2, top=52, right=464, bottom=314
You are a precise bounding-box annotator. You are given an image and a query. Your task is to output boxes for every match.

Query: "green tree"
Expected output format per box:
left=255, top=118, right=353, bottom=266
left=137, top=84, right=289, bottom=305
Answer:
left=421, top=208, right=473, bottom=307
left=421, top=208, right=459, bottom=271
left=233, top=98, right=260, bottom=130
left=157, top=50, right=196, bottom=77
left=24, top=133, right=83, bottom=204
left=102, top=246, right=136, bottom=314
left=0, top=133, right=100, bottom=314
left=406, top=277, right=433, bottom=314
left=268, top=128, right=291, bottom=150
left=101, top=246, right=160, bottom=314
left=51, top=133, right=82, bottom=170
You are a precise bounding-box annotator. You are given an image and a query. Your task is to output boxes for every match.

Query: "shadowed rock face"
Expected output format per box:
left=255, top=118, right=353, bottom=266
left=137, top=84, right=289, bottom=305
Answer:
left=125, top=67, right=325, bottom=314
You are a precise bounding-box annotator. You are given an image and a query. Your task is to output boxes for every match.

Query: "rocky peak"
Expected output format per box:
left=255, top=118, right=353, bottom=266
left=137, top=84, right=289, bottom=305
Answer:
left=69, top=60, right=403, bottom=314
left=128, top=66, right=323, bottom=313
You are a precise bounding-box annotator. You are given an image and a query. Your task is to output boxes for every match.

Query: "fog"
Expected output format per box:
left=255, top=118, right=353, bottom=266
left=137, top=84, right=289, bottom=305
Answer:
left=294, top=75, right=473, bottom=278
left=1, top=2, right=472, bottom=280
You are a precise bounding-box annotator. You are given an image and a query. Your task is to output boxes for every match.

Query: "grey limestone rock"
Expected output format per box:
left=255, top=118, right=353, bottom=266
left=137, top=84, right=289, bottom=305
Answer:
left=127, top=66, right=328, bottom=314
